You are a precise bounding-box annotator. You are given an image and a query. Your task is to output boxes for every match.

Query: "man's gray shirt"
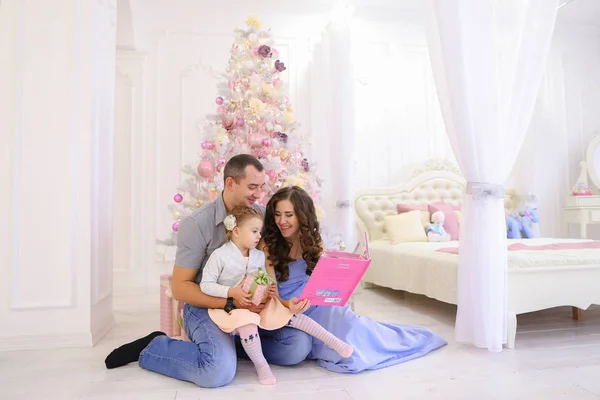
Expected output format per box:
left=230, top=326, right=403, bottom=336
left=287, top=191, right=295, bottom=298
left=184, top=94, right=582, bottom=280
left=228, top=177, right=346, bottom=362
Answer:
left=174, top=193, right=264, bottom=284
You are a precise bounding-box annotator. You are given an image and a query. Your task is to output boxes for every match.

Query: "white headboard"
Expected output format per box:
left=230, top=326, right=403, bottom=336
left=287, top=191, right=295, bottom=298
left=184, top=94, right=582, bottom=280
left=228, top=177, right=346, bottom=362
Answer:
left=354, top=159, right=521, bottom=241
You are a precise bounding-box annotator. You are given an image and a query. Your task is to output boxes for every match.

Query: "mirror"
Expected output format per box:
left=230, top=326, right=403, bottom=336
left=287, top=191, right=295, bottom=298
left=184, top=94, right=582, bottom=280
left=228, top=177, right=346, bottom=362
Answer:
left=586, top=135, right=600, bottom=190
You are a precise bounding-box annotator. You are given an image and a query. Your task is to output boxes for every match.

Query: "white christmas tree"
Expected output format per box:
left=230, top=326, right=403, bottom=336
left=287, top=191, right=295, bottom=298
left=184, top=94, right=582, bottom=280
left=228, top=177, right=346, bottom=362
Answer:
left=159, top=16, right=344, bottom=251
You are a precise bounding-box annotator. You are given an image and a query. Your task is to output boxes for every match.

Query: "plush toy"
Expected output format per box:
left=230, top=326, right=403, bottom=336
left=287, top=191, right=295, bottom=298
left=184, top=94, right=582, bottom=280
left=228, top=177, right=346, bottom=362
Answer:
left=426, top=211, right=451, bottom=242
left=506, top=207, right=540, bottom=239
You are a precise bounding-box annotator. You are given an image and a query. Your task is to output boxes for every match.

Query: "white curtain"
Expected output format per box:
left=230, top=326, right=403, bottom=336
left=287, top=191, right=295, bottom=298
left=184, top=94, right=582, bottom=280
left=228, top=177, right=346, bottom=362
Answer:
left=309, top=4, right=357, bottom=249
left=425, top=0, right=558, bottom=351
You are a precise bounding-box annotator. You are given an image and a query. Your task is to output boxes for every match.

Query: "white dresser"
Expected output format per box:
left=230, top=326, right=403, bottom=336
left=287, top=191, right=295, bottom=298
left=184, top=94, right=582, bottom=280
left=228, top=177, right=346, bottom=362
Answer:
left=563, top=195, right=600, bottom=239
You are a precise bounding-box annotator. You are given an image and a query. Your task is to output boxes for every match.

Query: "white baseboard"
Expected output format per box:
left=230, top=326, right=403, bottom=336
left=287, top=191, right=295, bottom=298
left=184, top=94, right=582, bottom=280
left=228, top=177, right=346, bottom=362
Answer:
left=0, top=332, right=93, bottom=351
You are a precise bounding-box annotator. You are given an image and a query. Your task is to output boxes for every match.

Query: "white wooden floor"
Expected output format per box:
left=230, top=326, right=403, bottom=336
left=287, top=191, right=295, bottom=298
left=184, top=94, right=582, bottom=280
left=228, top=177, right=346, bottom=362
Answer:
left=1, top=285, right=600, bottom=400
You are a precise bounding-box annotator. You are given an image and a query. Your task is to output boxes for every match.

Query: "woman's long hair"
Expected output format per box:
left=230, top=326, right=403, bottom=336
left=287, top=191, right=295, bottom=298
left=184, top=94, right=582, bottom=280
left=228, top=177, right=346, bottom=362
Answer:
left=263, top=186, right=322, bottom=282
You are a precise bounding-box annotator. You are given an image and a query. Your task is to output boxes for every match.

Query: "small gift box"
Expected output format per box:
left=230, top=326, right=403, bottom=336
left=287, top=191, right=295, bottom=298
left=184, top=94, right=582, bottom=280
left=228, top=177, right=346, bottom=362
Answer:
left=241, top=268, right=275, bottom=306
left=160, top=274, right=190, bottom=341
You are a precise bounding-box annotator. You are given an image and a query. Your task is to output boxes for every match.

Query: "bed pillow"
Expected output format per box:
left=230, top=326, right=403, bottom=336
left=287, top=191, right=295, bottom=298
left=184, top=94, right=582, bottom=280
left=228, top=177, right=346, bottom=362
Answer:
left=384, top=210, right=428, bottom=244
left=396, top=204, right=431, bottom=228
left=427, top=203, right=460, bottom=240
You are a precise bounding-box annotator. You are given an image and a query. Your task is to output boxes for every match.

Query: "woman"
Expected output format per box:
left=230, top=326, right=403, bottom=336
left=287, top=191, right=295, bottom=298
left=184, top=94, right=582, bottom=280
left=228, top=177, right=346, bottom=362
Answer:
left=261, top=186, right=447, bottom=374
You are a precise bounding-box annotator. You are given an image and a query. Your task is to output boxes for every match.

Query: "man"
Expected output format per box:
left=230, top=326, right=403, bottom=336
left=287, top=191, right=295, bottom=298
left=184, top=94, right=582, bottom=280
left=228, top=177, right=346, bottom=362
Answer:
left=105, top=154, right=312, bottom=388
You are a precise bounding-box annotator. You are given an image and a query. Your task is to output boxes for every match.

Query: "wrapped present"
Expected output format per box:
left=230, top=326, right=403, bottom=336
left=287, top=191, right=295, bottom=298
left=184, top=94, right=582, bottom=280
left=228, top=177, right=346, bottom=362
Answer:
left=160, top=274, right=190, bottom=341
left=160, top=274, right=179, bottom=337
left=241, top=268, right=275, bottom=306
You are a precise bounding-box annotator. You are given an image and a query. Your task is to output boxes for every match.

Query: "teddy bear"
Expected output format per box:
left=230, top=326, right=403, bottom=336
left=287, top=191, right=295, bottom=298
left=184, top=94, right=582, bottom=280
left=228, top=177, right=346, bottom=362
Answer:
left=426, top=211, right=451, bottom=242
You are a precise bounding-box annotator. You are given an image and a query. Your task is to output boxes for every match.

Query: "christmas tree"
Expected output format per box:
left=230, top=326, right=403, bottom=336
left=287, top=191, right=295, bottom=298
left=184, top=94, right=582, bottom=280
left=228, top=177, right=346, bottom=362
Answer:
left=159, top=16, right=344, bottom=250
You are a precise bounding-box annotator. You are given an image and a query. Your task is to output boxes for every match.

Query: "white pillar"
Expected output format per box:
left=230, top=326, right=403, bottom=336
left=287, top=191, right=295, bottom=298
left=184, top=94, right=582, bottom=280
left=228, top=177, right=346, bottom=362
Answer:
left=0, top=0, right=117, bottom=349
left=113, top=48, right=149, bottom=291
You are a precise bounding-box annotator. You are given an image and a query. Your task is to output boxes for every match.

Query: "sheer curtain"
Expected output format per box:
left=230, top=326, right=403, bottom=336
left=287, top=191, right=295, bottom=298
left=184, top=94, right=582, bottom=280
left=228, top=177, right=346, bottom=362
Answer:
left=425, top=0, right=558, bottom=351
left=309, top=3, right=357, bottom=249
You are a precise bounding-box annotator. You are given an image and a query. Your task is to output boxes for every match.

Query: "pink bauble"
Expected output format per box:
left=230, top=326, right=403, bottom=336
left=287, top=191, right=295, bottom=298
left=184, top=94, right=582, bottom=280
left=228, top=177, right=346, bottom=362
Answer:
left=201, top=141, right=215, bottom=150
left=273, top=78, right=280, bottom=87
left=197, top=159, right=215, bottom=179
left=267, top=170, right=276, bottom=180
left=217, top=106, right=226, bottom=113
left=172, top=222, right=179, bottom=232
left=236, top=117, right=245, bottom=127
left=253, top=48, right=259, bottom=55
left=262, top=138, right=272, bottom=147
left=174, top=194, right=183, bottom=203
left=249, top=134, right=264, bottom=148
left=217, top=157, right=227, bottom=166
left=223, top=117, right=235, bottom=131
left=215, top=96, right=224, bottom=105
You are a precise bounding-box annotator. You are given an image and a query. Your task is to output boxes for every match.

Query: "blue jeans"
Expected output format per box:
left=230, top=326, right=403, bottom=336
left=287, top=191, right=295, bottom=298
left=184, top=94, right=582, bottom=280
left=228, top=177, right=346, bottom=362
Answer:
left=138, top=304, right=312, bottom=388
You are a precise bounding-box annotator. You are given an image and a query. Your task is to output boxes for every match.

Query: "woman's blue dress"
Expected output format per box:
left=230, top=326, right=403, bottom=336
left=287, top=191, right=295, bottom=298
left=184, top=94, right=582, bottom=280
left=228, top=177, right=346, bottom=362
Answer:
left=277, top=258, right=447, bottom=374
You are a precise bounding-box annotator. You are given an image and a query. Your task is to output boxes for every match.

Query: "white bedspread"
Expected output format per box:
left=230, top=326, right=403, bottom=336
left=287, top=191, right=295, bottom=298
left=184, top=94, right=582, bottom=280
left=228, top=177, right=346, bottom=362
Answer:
left=364, top=238, right=600, bottom=305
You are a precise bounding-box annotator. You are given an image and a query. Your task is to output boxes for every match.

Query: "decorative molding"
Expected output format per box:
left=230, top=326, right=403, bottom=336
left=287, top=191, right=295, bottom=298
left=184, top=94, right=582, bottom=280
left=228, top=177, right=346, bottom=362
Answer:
left=10, top=2, right=78, bottom=311
left=9, top=301, right=74, bottom=311
left=180, top=59, right=226, bottom=81
left=411, top=159, right=462, bottom=177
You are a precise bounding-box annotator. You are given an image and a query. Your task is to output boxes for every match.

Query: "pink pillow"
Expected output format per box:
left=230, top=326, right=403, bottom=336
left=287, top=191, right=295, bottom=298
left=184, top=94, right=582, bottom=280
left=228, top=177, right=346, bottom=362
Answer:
left=396, top=204, right=427, bottom=214
left=427, top=203, right=460, bottom=240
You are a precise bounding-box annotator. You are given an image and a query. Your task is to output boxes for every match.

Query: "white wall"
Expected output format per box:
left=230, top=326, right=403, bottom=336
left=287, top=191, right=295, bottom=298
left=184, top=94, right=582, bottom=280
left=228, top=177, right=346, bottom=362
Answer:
left=0, top=0, right=116, bottom=349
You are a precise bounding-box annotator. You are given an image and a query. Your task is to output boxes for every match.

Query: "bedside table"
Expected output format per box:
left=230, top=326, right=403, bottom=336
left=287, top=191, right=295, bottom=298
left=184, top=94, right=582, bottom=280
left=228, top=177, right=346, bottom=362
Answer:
left=563, top=195, right=600, bottom=239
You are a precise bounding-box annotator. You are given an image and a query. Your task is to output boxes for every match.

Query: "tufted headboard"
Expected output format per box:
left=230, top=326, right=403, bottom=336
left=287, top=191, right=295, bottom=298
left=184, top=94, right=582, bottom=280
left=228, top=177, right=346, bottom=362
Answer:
left=354, top=160, right=522, bottom=241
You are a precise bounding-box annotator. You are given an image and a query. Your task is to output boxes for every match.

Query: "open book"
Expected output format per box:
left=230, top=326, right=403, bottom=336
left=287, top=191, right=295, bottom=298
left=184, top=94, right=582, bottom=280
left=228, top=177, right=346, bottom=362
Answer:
left=298, top=233, right=371, bottom=306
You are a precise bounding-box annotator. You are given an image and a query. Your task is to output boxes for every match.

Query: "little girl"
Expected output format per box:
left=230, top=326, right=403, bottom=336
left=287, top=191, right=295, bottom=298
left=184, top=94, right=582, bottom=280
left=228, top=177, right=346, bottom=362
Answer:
left=200, top=206, right=353, bottom=385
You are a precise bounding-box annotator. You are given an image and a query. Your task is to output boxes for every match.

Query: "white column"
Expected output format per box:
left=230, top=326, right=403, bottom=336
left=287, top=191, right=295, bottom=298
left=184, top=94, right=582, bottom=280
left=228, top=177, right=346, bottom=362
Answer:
left=0, top=0, right=117, bottom=349
left=113, top=48, right=151, bottom=290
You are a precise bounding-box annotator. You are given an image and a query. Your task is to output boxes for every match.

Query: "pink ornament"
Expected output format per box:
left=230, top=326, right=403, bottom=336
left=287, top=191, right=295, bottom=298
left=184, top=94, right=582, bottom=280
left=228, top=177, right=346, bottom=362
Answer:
left=223, top=116, right=236, bottom=131
left=217, top=157, right=227, bottom=166
left=273, top=78, right=280, bottom=86
left=172, top=222, right=179, bottom=232
left=174, top=194, right=183, bottom=203
left=253, top=48, right=259, bottom=55
left=217, top=106, right=225, bottom=113
left=262, top=138, right=272, bottom=147
left=197, top=159, right=215, bottom=179
left=267, top=170, right=276, bottom=180
left=215, top=96, right=224, bottom=105
left=236, top=117, right=245, bottom=127
left=249, top=134, right=264, bottom=148
left=201, top=141, right=215, bottom=150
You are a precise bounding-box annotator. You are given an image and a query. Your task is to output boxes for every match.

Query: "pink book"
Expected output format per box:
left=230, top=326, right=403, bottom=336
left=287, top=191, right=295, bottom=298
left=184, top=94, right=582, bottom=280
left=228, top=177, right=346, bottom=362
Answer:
left=298, top=233, right=371, bottom=306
